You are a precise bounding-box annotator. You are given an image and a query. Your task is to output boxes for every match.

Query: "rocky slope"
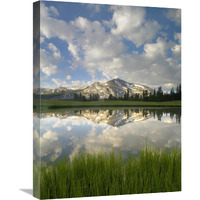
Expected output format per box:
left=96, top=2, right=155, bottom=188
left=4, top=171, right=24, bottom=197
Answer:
left=34, top=78, right=153, bottom=100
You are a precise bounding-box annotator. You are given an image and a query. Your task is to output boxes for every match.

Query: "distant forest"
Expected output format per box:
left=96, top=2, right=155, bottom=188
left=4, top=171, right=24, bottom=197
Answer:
left=75, top=84, right=181, bottom=102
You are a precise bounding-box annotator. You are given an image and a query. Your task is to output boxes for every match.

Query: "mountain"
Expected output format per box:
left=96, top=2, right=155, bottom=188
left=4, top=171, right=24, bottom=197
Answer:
left=34, top=78, right=153, bottom=100
left=36, top=108, right=152, bottom=127
left=81, top=78, right=153, bottom=99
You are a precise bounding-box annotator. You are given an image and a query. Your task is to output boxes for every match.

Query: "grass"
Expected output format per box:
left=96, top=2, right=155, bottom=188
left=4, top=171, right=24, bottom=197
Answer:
left=34, top=100, right=181, bottom=111
left=33, top=146, right=181, bottom=199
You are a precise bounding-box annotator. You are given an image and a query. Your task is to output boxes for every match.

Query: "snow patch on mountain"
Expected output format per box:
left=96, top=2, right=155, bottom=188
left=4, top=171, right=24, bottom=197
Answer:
left=135, top=84, right=145, bottom=89
left=36, top=78, right=153, bottom=100
left=114, top=80, right=122, bottom=87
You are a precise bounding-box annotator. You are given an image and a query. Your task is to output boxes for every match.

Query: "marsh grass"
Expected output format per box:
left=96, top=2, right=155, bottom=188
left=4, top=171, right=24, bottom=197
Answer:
left=34, top=146, right=181, bottom=199
left=34, top=100, right=181, bottom=111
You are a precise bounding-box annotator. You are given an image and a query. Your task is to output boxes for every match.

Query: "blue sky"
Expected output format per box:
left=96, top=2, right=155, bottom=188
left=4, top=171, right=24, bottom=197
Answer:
left=37, top=1, right=181, bottom=90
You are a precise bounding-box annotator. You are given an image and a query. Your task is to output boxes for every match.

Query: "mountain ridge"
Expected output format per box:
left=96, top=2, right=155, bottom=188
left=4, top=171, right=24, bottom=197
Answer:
left=34, top=78, right=153, bottom=100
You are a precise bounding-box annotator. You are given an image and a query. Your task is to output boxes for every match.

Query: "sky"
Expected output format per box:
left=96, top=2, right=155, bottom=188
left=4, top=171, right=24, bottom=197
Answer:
left=35, top=1, right=181, bottom=91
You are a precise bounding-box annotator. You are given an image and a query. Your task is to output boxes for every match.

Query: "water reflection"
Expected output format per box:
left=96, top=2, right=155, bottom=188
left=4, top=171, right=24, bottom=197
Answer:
left=36, top=108, right=181, bottom=126
left=33, top=108, right=181, bottom=163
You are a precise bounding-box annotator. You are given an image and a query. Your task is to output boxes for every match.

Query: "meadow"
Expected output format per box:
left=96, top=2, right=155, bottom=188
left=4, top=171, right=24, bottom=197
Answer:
left=33, top=146, right=181, bottom=199
left=34, top=100, right=181, bottom=111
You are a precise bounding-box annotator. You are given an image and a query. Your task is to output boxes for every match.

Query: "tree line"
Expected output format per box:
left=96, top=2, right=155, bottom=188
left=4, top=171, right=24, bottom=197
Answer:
left=108, top=84, right=181, bottom=102
left=142, top=84, right=181, bottom=102
left=73, top=84, right=181, bottom=102
left=74, top=93, right=100, bottom=101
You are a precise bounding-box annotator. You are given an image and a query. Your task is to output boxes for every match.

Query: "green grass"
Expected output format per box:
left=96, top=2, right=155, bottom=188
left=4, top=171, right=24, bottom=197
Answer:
left=34, top=146, right=181, bottom=199
left=34, top=100, right=181, bottom=111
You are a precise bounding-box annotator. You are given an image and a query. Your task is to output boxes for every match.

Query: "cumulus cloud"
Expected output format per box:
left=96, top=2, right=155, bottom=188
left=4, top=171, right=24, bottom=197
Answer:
left=82, top=37, right=181, bottom=89
left=49, top=5, right=59, bottom=17
left=67, top=126, right=72, bottom=131
left=35, top=110, right=180, bottom=162
left=164, top=83, right=174, bottom=89
left=40, top=36, right=45, bottom=43
left=48, top=43, right=61, bottom=59
left=43, top=130, right=58, bottom=141
left=66, top=75, right=72, bottom=80
left=40, top=3, right=75, bottom=41
left=110, top=6, right=161, bottom=47
left=40, top=3, right=126, bottom=76
left=174, top=32, right=181, bottom=44
left=40, top=3, right=181, bottom=90
left=69, top=16, right=126, bottom=76
left=144, top=37, right=170, bottom=59
left=171, top=44, right=181, bottom=59
left=166, top=9, right=181, bottom=26
left=69, top=116, right=181, bottom=158
left=68, top=43, right=80, bottom=61
left=171, top=33, right=181, bottom=60
left=52, top=78, right=68, bottom=87
left=51, top=78, right=88, bottom=88
left=40, top=44, right=61, bottom=76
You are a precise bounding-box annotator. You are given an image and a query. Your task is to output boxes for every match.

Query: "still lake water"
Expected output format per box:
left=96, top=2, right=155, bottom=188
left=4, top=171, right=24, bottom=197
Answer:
left=33, top=107, right=181, bottom=163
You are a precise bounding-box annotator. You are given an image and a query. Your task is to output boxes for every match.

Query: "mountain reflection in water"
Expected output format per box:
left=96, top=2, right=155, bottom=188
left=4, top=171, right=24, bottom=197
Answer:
left=36, top=108, right=181, bottom=127
left=33, top=108, right=181, bottom=163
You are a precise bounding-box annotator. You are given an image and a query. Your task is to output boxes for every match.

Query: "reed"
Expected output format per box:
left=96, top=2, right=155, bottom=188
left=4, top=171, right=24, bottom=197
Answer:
left=34, top=146, right=181, bottom=199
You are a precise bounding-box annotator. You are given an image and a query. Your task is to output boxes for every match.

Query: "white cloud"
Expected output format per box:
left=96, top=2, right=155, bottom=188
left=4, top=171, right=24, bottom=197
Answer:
left=174, top=32, right=181, bottom=44
left=40, top=47, right=59, bottom=76
left=71, top=80, right=84, bottom=86
left=144, top=37, right=170, bottom=59
left=40, top=41, right=62, bottom=76
left=40, top=3, right=181, bottom=90
left=48, top=43, right=61, bottom=59
left=68, top=43, right=80, bottom=61
left=43, top=130, right=58, bottom=141
left=70, top=16, right=126, bottom=77
left=171, top=44, right=181, bottom=59
left=67, top=126, right=72, bottom=131
left=66, top=75, right=72, bottom=80
left=36, top=111, right=180, bottom=162
left=40, top=3, right=75, bottom=41
left=51, top=78, right=88, bottom=88
left=164, top=83, right=174, bottom=89
left=41, top=65, right=57, bottom=76
left=166, top=9, right=181, bottom=26
left=40, top=36, right=45, bottom=43
left=52, top=78, right=68, bottom=87
left=49, top=5, right=59, bottom=17
left=110, top=6, right=161, bottom=47
left=75, top=117, right=181, bottom=156
left=79, top=37, right=180, bottom=89
left=171, top=33, right=181, bottom=60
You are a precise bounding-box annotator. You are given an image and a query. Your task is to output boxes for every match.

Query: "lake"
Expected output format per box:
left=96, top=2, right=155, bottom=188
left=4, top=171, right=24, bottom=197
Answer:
left=33, top=107, right=181, bottom=163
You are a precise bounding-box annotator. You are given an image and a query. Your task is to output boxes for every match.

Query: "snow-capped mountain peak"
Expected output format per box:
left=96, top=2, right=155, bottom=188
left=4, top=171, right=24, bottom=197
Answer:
left=34, top=78, right=153, bottom=100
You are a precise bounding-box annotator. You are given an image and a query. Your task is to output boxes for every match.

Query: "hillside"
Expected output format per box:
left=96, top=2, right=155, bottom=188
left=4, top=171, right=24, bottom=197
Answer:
left=34, top=78, right=153, bottom=100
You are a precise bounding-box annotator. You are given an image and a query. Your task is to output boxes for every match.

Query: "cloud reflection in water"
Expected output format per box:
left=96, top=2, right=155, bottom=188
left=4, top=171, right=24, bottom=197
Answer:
left=33, top=108, right=181, bottom=162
